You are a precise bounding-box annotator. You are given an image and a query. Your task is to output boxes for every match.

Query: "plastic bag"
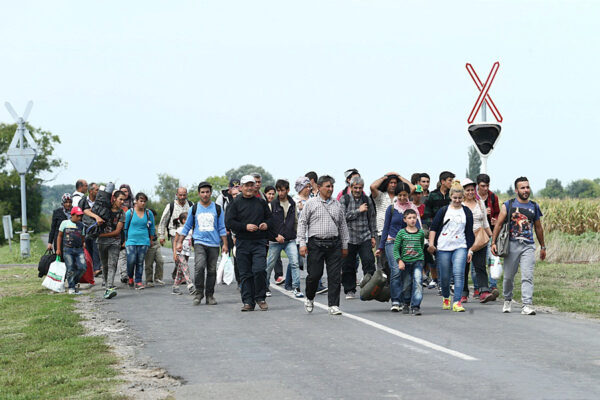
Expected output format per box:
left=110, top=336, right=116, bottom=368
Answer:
left=216, top=255, right=226, bottom=284
left=489, top=255, right=503, bottom=280
left=42, top=257, right=66, bottom=293
left=222, top=256, right=234, bottom=285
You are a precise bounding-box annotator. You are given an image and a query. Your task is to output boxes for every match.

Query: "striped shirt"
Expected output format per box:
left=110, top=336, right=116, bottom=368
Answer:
left=373, top=192, right=394, bottom=235
left=297, top=196, right=350, bottom=249
left=393, top=228, right=425, bottom=263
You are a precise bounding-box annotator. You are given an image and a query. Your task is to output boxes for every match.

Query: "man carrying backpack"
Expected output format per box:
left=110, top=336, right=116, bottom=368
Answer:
left=176, top=182, right=227, bottom=306
left=158, top=187, right=193, bottom=279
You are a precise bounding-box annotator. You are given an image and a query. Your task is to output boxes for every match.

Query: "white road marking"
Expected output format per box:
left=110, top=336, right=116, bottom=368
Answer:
left=271, top=285, right=478, bottom=361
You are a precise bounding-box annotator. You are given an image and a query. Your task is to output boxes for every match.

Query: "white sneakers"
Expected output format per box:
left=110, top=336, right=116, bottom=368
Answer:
left=521, top=305, right=537, bottom=315
left=345, top=291, right=356, bottom=300
left=328, top=306, right=342, bottom=315
left=305, top=298, right=314, bottom=313
left=503, top=301, right=512, bottom=313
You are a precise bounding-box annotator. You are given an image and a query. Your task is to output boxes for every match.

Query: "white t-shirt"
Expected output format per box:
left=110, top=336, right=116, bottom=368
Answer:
left=176, top=226, right=193, bottom=256
left=437, top=207, right=467, bottom=251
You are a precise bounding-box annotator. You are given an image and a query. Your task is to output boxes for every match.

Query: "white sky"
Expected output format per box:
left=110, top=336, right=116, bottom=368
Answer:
left=2, top=0, right=598, bottom=196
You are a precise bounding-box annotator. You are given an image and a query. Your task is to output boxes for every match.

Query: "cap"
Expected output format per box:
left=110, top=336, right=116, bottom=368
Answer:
left=461, top=178, right=475, bottom=188
left=197, top=181, right=212, bottom=191
left=71, top=206, right=84, bottom=216
left=240, top=175, right=255, bottom=185
left=344, top=168, right=359, bottom=179
left=229, top=178, right=240, bottom=188
left=414, top=184, right=423, bottom=193
left=295, top=176, right=311, bottom=193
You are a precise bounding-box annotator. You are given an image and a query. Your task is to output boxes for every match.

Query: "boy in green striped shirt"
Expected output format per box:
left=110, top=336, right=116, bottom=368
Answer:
left=393, top=209, right=425, bottom=315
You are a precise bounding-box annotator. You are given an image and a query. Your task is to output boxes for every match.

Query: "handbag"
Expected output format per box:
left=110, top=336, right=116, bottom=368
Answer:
left=496, top=198, right=515, bottom=258
left=42, top=256, right=67, bottom=293
left=38, top=249, right=56, bottom=278
left=471, top=200, right=490, bottom=252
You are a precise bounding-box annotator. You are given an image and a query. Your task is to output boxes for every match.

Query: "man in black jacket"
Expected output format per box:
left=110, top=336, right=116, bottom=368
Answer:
left=265, top=179, right=304, bottom=298
left=226, top=175, right=273, bottom=311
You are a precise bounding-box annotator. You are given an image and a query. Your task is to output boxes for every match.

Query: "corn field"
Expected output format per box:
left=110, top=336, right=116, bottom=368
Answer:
left=535, top=198, right=600, bottom=234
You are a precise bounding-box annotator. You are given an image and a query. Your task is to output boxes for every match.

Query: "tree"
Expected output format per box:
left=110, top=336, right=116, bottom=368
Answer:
left=566, top=179, right=600, bottom=198
left=506, top=186, right=515, bottom=197
left=465, top=146, right=481, bottom=182
left=225, top=164, right=274, bottom=187
left=539, top=179, right=565, bottom=198
left=154, top=173, right=180, bottom=204
left=0, top=123, right=63, bottom=242
left=41, top=184, right=73, bottom=214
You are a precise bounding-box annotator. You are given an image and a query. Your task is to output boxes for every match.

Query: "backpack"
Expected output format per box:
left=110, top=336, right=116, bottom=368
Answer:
left=167, top=200, right=194, bottom=240
left=125, top=209, right=152, bottom=242
left=38, top=249, right=56, bottom=278
left=189, top=202, right=222, bottom=231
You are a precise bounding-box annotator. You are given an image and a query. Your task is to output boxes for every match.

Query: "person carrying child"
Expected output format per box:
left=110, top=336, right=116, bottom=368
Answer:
left=392, top=208, right=425, bottom=315
left=172, top=212, right=195, bottom=295
left=56, top=206, right=87, bottom=294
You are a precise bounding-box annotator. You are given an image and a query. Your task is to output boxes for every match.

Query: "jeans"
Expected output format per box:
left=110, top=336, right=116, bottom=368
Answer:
left=503, top=241, right=536, bottom=305
left=194, top=244, right=220, bottom=297
left=342, top=240, right=376, bottom=294
left=85, top=237, right=101, bottom=272
left=437, top=248, right=467, bottom=303
left=63, top=247, right=87, bottom=289
left=267, top=240, right=300, bottom=290
left=236, top=239, right=267, bottom=307
left=144, top=240, right=164, bottom=282
left=98, top=242, right=120, bottom=287
left=126, top=245, right=149, bottom=283
left=466, top=245, right=490, bottom=294
left=385, top=240, right=403, bottom=304
left=402, top=260, right=424, bottom=308
left=305, top=238, right=342, bottom=307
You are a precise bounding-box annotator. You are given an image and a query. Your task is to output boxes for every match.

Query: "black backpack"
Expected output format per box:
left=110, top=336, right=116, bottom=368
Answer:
left=38, top=249, right=55, bottom=278
left=166, top=200, right=194, bottom=240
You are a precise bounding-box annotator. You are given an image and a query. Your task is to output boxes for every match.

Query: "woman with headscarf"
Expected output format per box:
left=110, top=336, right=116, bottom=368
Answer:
left=48, top=193, right=73, bottom=252
left=119, top=184, right=134, bottom=210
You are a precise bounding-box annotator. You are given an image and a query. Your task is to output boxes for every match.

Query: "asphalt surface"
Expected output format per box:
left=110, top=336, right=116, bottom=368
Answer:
left=94, top=247, right=600, bottom=400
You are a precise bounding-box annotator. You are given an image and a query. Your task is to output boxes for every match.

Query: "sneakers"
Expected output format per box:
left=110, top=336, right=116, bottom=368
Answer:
left=128, top=278, right=134, bottom=288
left=402, top=304, right=410, bottom=315
left=155, top=279, right=165, bottom=286
left=266, top=291, right=272, bottom=297
left=479, top=291, right=495, bottom=303
left=172, top=287, right=182, bottom=295
left=258, top=301, right=268, bottom=311
left=241, top=304, right=254, bottom=312
left=345, top=291, right=356, bottom=300
left=68, top=288, right=77, bottom=295
left=460, top=296, right=468, bottom=303
left=503, top=301, right=512, bottom=313
left=187, top=284, right=196, bottom=295
left=411, top=307, right=422, bottom=316
left=146, top=281, right=155, bottom=288
left=473, top=289, right=480, bottom=299
left=491, top=287, right=500, bottom=298
left=390, top=303, right=401, bottom=312
left=328, top=306, right=342, bottom=315
left=305, top=298, right=314, bottom=313
left=521, top=305, right=536, bottom=315
left=452, top=301, right=465, bottom=312
left=442, top=298, right=451, bottom=310
left=206, top=296, right=218, bottom=305
left=427, top=280, right=437, bottom=289
left=103, top=288, right=117, bottom=299
left=193, top=294, right=203, bottom=305
left=135, top=282, right=144, bottom=290
left=274, top=276, right=285, bottom=285
left=316, top=286, right=328, bottom=294
left=293, top=288, right=304, bottom=298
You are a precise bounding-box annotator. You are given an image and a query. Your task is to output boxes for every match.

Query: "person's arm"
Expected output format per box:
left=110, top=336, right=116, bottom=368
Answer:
left=217, top=206, right=229, bottom=253
left=84, top=208, right=104, bottom=224
left=378, top=205, right=393, bottom=250
left=158, top=205, right=170, bottom=244
left=393, top=231, right=403, bottom=263
left=340, top=196, right=359, bottom=221
left=56, top=231, right=63, bottom=256
left=427, top=207, right=445, bottom=253
left=338, top=205, right=350, bottom=253
left=481, top=201, right=493, bottom=236
left=398, top=175, right=415, bottom=193
left=225, top=202, right=245, bottom=233
left=148, top=212, right=156, bottom=238
left=123, top=210, right=131, bottom=242
left=534, top=219, right=546, bottom=261
left=368, top=198, right=377, bottom=246
left=297, top=201, right=309, bottom=249
left=370, top=174, right=389, bottom=198
left=259, top=200, right=272, bottom=231
left=490, top=203, right=508, bottom=256
left=48, top=212, right=58, bottom=249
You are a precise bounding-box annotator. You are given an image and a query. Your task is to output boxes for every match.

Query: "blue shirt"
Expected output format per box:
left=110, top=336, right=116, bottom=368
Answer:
left=504, top=199, right=542, bottom=244
left=181, top=202, right=226, bottom=247
left=124, top=209, right=156, bottom=246
left=379, top=205, right=422, bottom=249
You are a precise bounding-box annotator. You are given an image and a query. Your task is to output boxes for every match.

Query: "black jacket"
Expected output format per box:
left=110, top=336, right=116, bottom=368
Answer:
left=268, top=196, right=296, bottom=242
left=49, top=207, right=69, bottom=249
left=225, top=195, right=273, bottom=240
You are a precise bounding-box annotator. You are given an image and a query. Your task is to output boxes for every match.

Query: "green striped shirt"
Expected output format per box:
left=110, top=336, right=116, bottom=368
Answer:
left=393, top=228, right=425, bottom=263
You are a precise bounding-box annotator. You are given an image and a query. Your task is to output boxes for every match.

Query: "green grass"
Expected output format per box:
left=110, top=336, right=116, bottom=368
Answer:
left=0, top=267, right=123, bottom=399
left=0, top=234, right=48, bottom=265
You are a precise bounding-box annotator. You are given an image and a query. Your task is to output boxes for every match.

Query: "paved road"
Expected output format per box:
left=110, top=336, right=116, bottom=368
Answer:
left=95, top=248, right=600, bottom=400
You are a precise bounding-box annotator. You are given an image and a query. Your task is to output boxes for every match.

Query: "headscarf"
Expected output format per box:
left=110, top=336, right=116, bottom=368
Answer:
left=295, top=177, right=311, bottom=193
left=119, top=184, right=134, bottom=210
left=61, top=193, right=72, bottom=218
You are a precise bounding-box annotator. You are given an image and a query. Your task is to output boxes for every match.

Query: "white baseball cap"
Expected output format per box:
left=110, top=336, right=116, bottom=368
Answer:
left=240, top=175, right=255, bottom=185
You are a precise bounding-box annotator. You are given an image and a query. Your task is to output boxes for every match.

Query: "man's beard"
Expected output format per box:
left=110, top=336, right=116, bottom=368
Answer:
left=517, top=192, right=529, bottom=201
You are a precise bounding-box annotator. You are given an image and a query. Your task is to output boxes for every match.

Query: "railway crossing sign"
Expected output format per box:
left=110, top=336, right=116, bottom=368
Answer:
left=466, top=62, right=503, bottom=124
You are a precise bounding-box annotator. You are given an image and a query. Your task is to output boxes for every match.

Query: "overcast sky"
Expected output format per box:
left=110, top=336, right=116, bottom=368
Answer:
left=2, top=0, right=598, bottom=197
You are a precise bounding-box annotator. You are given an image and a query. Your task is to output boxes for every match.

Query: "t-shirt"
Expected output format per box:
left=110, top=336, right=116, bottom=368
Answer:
left=373, top=192, right=393, bottom=235
left=505, top=199, right=543, bottom=244
left=176, top=226, right=193, bottom=256
left=280, top=198, right=291, bottom=219
left=416, top=203, right=425, bottom=218
left=393, top=228, right=425, bottom=263
left=124, top=209, right=155, bottom=246
left=437, top=207, right=467, bottom=251
left=98, top=209, right=125, bottom=246
left=59, top=219, right=85, bottom=248
left=181, top=202, right=227, bottom=247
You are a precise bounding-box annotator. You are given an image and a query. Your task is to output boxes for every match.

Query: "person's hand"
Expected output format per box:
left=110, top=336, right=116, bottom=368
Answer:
left=246, top=224, right=258, bottom=232
left=298, top=202, right=304, bottom=210
left=371, top=238, right=376, bottom=248
left=222, top=244, right=229, bottom=255
left=276, top=234, right=285, bottom=244
left=491, top=243, right=498, bottom=256
left=491, top=217, right=497, bottom=225
left=375, top=249, right=381, bottom=257
left=46, top=243, right=53, bottom=251
left=299, top=246, right=308, bottom=257
left=467, top=251, right=473, bottom=263
left=160, top=238, right=165, bottom=246
left=386, top=171, right=400, bottom=177
left=540, top=248, right=547, bottom=261
left=486, top=207, right=491, bottom=215
left=341, top=249, right=348, bottom=258
left=358, top=203, right=368, bottom=213
left=94, top=216, right=104, bottom=224
left=258, top=223, right=268, bottom=231
left=176, top=243, right=183, bottom=253
left=56, top=249, right=62, bottom=256
left=427, top=245, right=436, bottom=255
left=398, top=260, right=405, bottom=271
left=173, top=254, right=178, bottom=262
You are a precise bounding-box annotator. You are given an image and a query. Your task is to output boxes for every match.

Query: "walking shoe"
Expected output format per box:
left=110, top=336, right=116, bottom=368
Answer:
left=427, top=280, right=437, bottom=289
left=390, top=303, right=401, bottom=312
left=266, top=291, right=272, bottom=297
left=437, top=287, right=442, bottom=296
left=146, top=281, right=155, bottom=288
left=491, top=287, right=500, bottom=299
left=316, top=285, right=328, bottom=294
left=155, top=279, right=165, bottom=286
left=422, top=277, right=431, bottom=288
left=258, top=301, right=268, bottom=311
left=172, top=287, right=182, bottom=295
left=193, top=294, right=203, bottom=305
left=521, top=305, right=536, bottom=315
left=68, top=288, right=77, bottom=295
left=411, top=307, right=422, bottom=316
left=345, top=291, right=356, bottom=300
left=275, top=276, right=285, bottom=285
left=187, top=284, right=195, bottom=295
left=473, top=289, right=480, bottom=298
left=305, top=298, right=314, bottom=313
left=241, top=304, right=254, bottom=312
left=460, top=296, right=468, bottom=303
left=452, top=301, right=465, bottom=312
left=293, top=288, right=304, bottom=298
left=402, top=304, right=410, bottom=314
left=206, top=296, right=218, bottom=305
left=328, top=306, right=342, bottom=315
left=503, top=301, right=512, bottom=313
left=442, top=297, right=451, bottom=310
left=135, top=282, right=145, bottom=290
left=479, top=291, right=494, bottom=303
left=104, top=288, right=117, bottom=299
left=128, top=278, right=134, bottom=288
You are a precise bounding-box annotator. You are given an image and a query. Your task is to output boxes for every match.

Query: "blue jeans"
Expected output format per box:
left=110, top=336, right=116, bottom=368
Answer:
left=267, top=240, right=300, bottom=290
left=63, top=247, right=87, bottom=289
left=437, top=248, right=467, bottom=303
left=385, top=240, right=404, bottom=304
left=126, top=245, right=149, bottom=283
left=402, top=260, right=424, bottom=308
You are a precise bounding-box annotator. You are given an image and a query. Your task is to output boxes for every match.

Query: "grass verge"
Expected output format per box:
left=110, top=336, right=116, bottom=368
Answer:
left=0, top=267, right=123, bottom=399
left=0, top=234, right=47, bottom=265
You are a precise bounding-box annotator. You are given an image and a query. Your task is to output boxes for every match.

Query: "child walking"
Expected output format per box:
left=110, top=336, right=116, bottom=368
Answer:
left=56, top=206, right=87, bottom=295
left=172, top=212, right=195, bottom=295
left=393, top=208, right=425, bottom=315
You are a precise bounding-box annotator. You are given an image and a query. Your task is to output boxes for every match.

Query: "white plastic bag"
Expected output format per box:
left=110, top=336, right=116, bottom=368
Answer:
left=489, top=255, right=503, bottom=280
left=42, top=257, right=66, bottom=293
left=216, top=255, right=226, bottom=284
left=222, top=255, right=235, bottom=285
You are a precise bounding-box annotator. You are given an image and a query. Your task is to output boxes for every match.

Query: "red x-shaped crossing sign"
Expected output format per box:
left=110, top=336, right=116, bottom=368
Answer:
left=466, top=62, right=503, bottom=124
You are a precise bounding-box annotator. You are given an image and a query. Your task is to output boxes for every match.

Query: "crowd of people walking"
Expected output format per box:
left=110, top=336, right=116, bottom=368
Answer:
left=46, top=170, right=546, bottom=316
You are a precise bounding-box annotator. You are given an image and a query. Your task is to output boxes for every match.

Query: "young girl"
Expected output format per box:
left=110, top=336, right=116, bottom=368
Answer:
left=172, top=212, right=195, bottom=295
left=124, top=192, right=156, bottom=290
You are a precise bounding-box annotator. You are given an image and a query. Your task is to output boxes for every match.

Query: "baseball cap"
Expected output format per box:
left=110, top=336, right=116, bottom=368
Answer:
left=197, top=181, right=212, bottom=191
left=344, top=168, right=359, bottom=179
left=461, top=178, right=476, bottom=188
left=71, top=206, right=84, bottom=216
left=240, top=175, right=255, bottom=185
left=229, top=178, right=240, bottom=188
left=414, top=184, right=423, bottom=193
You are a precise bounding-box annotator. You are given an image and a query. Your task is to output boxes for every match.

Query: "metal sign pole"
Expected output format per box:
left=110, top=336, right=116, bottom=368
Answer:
left=19, top=173, right=30, bottom=256
left=481, top=101, right=488, bottom=174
